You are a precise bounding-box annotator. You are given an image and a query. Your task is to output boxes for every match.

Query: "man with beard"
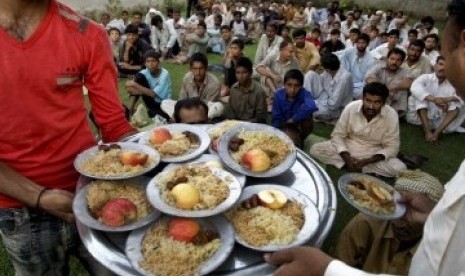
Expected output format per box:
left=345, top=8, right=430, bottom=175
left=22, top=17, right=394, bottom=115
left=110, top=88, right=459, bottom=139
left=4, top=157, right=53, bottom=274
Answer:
left=254, top=23, right=283, bottom=65
left=406, top=56, right=465, bottom=142
left=334, top=170, right=444, bottom=275
left=293, top=28, right=320, bottom=73
left=365, top=48, right=414, bottom=115
left=263, top=1, right=465, bottom=275
left=161, top=53, right=224, bottom=120
left=309, top=82, right=406, bottom=177
left=402, top=39, right=432, bottom=79
left=336, top=33, right=376, bottom=99
left=423, top=34, right=441, bottom=67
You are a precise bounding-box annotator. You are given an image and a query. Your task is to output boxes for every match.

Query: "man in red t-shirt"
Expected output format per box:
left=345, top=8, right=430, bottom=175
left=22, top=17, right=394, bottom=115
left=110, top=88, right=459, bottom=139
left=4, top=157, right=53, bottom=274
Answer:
left=0, top=0, right=136, bottom=274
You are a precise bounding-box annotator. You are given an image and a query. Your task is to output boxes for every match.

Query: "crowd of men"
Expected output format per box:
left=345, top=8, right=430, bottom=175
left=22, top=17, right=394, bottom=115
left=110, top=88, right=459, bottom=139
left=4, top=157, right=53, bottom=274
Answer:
left=1, top=0, right=464, bottom=275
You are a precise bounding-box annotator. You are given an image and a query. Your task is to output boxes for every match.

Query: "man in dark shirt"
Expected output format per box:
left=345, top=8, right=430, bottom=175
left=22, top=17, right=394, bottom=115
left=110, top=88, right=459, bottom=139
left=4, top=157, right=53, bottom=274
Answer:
left=320, top=29, right=345, bottom=55
left=118, top=24, right=153, bottom=76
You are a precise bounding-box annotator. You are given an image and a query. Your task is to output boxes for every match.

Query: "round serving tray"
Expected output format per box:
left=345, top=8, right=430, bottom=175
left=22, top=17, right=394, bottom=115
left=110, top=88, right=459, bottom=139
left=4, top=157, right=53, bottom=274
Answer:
left=76, top=149, right=337, bottom=276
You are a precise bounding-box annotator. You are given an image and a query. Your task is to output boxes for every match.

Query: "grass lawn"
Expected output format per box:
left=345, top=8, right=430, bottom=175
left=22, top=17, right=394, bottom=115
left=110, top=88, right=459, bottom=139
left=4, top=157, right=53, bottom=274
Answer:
left=1, top=43, right=464, bottom=276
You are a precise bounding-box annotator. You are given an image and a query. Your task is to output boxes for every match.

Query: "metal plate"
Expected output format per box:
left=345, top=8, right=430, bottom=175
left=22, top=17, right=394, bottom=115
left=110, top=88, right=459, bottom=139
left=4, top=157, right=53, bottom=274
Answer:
left=73, top=177, right=161, bottom=232
left=74, top=142, right=161, bottom=180
left=146, top=167, right=242, bottom=218
left=138, top=124, right=210, bottom=163
left=126, top=215, right=235, bottom=276
left=217, top=124, right=297, bottom=178
left=164, top=154, right=247, bottom=188
left=338, top=173, right=406, bottom=220
left=230, top=184, right=320, bottom=252
left=76, top=149, right=337, bottom=276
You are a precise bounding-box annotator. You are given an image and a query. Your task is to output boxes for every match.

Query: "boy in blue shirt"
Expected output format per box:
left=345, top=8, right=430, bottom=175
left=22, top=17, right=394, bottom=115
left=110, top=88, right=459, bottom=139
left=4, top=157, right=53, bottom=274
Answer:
left=126, top=50, right=172, bottom=120
left=272, top=69, right=318, bottom=147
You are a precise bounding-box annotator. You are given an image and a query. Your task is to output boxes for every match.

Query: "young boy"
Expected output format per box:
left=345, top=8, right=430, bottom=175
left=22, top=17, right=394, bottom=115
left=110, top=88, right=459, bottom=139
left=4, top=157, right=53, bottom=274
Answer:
left=125, top=50, right=172, bottom=120
left=272, top=69, right=318, bottom=147
left=227, top=57, right=267, bottom=123
left=222, top=39, right=245, bottom=96
left=306, top=28, right=322, bottom=48
left=108, top=27, right=123, bottom=63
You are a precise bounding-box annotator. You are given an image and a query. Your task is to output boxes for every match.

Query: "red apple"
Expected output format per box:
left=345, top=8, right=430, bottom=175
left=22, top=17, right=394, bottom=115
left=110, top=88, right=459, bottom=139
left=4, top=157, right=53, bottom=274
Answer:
left=119, top=151, right=149, bottom=166
left=168, top=218, right=200, bottom=243
left=100, top=198, right=138, bottom=227
left=150, top=128, right=172, bottom=144
left=241, top=149, right=271, bottom=172
left=257, top=189, right=288, bottom=209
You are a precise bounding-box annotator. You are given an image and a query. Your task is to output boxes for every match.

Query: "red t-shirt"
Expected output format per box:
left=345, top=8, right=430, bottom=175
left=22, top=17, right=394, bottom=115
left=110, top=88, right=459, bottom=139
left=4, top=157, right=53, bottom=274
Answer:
left=0, top=1, right=135, bottom=208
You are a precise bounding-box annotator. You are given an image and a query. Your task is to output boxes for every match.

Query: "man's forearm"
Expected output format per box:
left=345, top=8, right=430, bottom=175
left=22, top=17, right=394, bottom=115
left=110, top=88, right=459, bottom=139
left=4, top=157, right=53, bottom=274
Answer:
left=0, top=162, right=44, bottom=208
left=132, top=83, right=155, bottom=98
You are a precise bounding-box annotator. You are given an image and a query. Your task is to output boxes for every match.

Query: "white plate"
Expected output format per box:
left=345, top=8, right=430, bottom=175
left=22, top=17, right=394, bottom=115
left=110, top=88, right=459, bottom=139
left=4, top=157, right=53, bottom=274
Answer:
left=147, top=167, right=242, bottom=218
left=138, top=124, right=210, bottom=163
left=125, top=215, right=235, bottom=276
left=73, top=176, right=161, bottom=232
left=74, top=142, right=161, bottom=180
left=164, top=154, right=247, bottom=188
left=206, top=120, right=246, bottom=154
left=217, top=124, right=297, bottom=178
left=338, top=173, right=406, bottom=220
left=230, top=184, right=320, bottom=252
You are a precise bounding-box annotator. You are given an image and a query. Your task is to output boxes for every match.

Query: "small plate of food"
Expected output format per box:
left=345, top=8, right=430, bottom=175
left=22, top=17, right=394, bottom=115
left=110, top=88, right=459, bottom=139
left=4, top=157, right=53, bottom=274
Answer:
left=74, top=142, right=160, bottom=180
left=138, top=124, right=210, bottom=163
left=147, top=166, right=242, bottom=217
left=164, top=154, right=247, bottom=188
left=126, top=215, right=235, bottom=276
left=217, top=124, right=297, bottom=178
left=73, top=177, right=161, bottom=232
left=338, top=173, right=406, bottom=220
left=225, top=184, right=319, bottom=252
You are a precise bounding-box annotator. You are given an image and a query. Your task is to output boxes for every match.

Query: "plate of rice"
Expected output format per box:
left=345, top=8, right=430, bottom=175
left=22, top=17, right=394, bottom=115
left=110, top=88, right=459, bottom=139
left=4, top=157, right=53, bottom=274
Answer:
left=138, top=124, right=210, bottom=163
left=74, top=142, right=161, bottom=180
left=164, top=154, right=247, bottom=188
left=147, top=166, right=242, bottom=218
left=217, top=124, right=297, bottom=178
left=338, top=173, right=406, bottom=220
left=126, top=215, right=235, bottom=276
left=73, top=177, right=161, bottom=232
left=225, top=184, right=319, bottom=252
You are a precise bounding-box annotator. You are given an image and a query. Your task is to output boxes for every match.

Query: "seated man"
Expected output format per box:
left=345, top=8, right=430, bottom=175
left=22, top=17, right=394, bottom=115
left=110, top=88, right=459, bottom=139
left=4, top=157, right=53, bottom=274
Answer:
left=150, top=15, right=179, bottom=59
left=319, top=29, right=345, bottom=55
left=256, top=40, right=300, bottom=111
left=162, top=53, right=224, bottom=120
left=254, top=23, right=283, bottom=65
left=118, top=24, right=152, bottom=76
left=423, top=34, right=440, bottom=67
left=230, top=11, right=250, bottom=43
left=293, top=28, right=320, bottom=73
left=310, top=82, right=407, bottom=177
left=407, top=56, right=465, bottom=143
left=365, top=48, right=414, bottom=114
left=175, top=21, right=209, bottom=64
left=370, top=29, right=407, bottom=62
left=402, top=39, right=433, bottom=79
left=223, top=39, right=245, bottom=96
left=174, top=97, right=209, bottom=124
left=125, top=50, right=171, bottom=120
left=207, top=14, right=224, bottom=53
left=304, top=53, right=353, bottom=122
left=132, top=11, right=151, bottom=44
left=227, top=57, right=267, bottom=123
left=336, top=33, right=376, bottom=99
left=334, top=170, right=444, bottom=275
left=272, top=69, right=318, bottom=147
left=305, top=28, right=322, bottom=49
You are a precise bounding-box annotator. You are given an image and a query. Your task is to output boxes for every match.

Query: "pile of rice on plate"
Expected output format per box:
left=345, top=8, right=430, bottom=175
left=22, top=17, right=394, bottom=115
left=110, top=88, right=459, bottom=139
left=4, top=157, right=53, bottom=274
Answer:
left=80, top=148, right=155, bottom=177
left=87, top=180, right=152, bottom=221
left=159, top=166, right=230, bottom=210
left=140, top=220, right=221, bottom=276
left=226, top=201, right=304, bottom=247
left=148, top=131, right=199, bottom=157
left=231, top=131, right=292, bottom=170
left=346, top=177, right=395, bottom=214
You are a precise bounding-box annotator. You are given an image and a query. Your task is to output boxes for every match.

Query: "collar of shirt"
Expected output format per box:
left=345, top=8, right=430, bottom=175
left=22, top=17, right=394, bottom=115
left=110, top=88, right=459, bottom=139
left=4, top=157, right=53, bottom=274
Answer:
left=383, top=224, right=420, bottom=255
left=231, top=81, right=256, bottom=93
left=274, top=55, right=291, bottom=66
left=187, top=72, right=210, bottom=89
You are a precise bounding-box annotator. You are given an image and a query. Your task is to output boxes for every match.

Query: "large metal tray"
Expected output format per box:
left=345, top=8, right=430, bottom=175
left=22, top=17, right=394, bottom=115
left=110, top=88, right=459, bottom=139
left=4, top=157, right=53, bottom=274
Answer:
left=76, top=149, right=337, bottom=275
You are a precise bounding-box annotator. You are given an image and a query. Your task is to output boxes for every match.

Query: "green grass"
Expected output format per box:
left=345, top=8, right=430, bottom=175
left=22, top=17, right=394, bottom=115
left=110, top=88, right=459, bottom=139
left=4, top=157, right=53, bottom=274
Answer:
left=1, top=42, right=464, bottom=275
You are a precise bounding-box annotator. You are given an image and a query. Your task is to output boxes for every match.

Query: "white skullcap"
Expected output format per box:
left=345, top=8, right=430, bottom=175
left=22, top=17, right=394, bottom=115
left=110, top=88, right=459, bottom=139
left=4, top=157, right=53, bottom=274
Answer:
left=394, top=170, right=444, bottom=202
